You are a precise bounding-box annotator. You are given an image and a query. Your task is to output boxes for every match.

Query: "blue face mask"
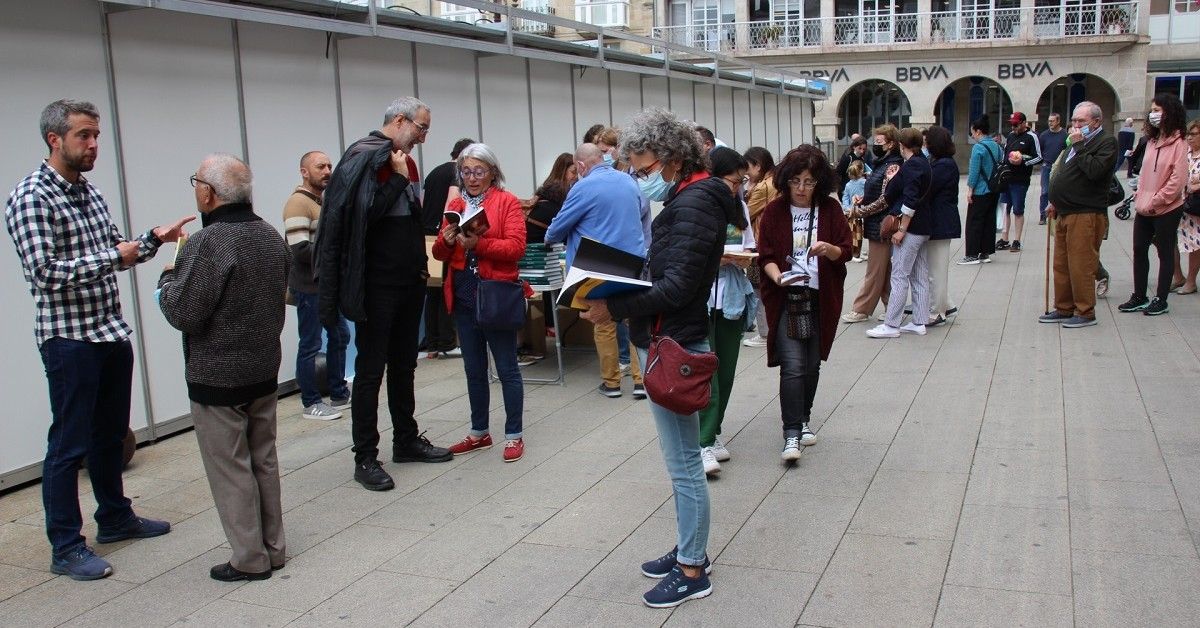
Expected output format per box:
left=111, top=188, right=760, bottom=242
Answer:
left=921, top=147, right=930, bottom=158
left=602, top=153, right=614, bottom=165
left=1079, top=124, right=1097, bottom=139
left=638, top=169, right=672, bottom=202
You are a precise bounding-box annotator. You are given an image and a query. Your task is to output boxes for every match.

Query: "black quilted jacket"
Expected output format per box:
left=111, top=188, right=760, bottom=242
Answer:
left=607, top=175, right=739, bottom=348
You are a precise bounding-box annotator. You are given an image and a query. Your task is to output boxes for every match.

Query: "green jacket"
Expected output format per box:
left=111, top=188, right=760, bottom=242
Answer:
left=1047, top=129, right=1118, bottom=215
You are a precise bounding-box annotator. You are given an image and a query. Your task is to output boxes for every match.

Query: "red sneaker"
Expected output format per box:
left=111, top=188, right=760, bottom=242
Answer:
left=503, top=438, right=524, bottom=463
left=447, top=434, right=492, bottom=455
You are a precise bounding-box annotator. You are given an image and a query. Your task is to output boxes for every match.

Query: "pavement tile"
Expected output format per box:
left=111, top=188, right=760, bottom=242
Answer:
left=0, top=572, right=134, bottom=628
left=102, top=508, right=229, bottom=584
left=1067, top=478, right=1183, bottom=512
left=534, top=595, right=667, bottom=627
left=945, top=504, right=1071, bottom=595
left=0, top=563, right=53, bottom=604
left=290, top=571, right=457, bottom=627
left=0, top=522, right=50, bottom=571
left=933, top=585, right=1072, bottom=628
left=799, top=533, right=951, bottom=628
left=1066, top=427, right=1173, bottom=484
left=718, top=491, right=859, bottom=574
left=771, top=439, right=888, bottom=499
left=169, top=598, right=299, bottom=627
left=490, top=450, right=629, bottom=509
left=879, top=419, right=981, bottom=474
left=409, top=542, right=605, bottom=627
left=964, top=447, right=1068, bottom=511
left=665, top=564, right=817, bottom=627
left=1072, top=549, right=1200, bottom=628
left=524, top=479, right=670, bottom=552
left=847, top=469, right=968, bottom=541
left=1070, top=505, right=1197, bottom=558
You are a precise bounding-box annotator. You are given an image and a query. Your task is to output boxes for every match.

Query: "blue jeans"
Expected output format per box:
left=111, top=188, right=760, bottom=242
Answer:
left=617, top=321, right=630, bottom=364
left=1004, top=182, right=1029, bottom=217
left=454, top=310, right=523, bottom=439
left=294, top=291, right=351, bottom=407
left=636, top=342, right=711, bottom=567
left=39, top=338, right=137, bottom=557
left=1039, top=167, right=1051, bottom=220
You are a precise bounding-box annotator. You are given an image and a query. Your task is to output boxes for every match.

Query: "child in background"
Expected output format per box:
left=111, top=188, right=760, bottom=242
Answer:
left=841, top=161, right=866, bottom=262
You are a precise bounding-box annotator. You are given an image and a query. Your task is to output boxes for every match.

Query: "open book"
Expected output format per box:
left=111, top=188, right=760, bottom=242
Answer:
left=445, top=206, right=489, bottom=235
left=557, top=237, right=650, bottom=310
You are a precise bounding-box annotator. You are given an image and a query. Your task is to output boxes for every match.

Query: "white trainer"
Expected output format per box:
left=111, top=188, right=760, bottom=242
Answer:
left=742, top=335, right=769, bottom=347
left=899, top=322, right=927, bottom=335
left=841, top=311, right=869, bottom=324
left=701, top=447, right=721, bottom=476
left=799, top=423, right=817, bottom=446
left=866, top=324, right=900, bottom=338
left=711, top=436, right=731, bottom=461
left=781, top=436, right=802, bottom=462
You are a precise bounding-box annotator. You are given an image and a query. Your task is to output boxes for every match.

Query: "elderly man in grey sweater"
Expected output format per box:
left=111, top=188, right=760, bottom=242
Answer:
left=158, top=154, right=291, bottom=582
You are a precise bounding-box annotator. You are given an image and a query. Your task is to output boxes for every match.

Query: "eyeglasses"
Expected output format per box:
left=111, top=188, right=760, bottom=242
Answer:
left=633, top=159, right=662, bottom=180
left=408, top=118, right=430, bottom=134
left=459, top=168, right=490, bottom=180
left=189, top=175, right=211, bottom=188
left=723, top=175, right=747, bottom=187
left=788, top=178, right=818, bottom=189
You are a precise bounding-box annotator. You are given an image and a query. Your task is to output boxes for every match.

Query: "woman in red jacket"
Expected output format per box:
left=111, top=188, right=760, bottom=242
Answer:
left=432, top=143, right=529, bottom=462
left=757, top=145, right=852, bottom=462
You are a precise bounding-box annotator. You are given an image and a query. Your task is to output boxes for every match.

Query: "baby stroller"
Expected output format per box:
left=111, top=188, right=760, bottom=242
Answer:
left=1113, top=175, right=1136, bottom=220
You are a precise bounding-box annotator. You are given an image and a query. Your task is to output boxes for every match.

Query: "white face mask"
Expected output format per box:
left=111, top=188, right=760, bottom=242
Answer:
left=1148, top=111, right=1162, bottom=128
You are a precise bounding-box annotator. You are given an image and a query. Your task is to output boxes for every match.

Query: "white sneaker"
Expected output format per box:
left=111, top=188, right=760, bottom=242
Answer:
left=442, top=347, right=462, bottom=357
left=899, top=322, right=927, bottom=335
left=711, top=436, right=731, bottom=461
left=781, top=436, right=802, bottom=462
left=877, top=312, right=887, bottom=321
left=303, top=402, right=343, bottom=421
left=619, top=362, right=631, bottom=374
left=851, top=256, right=864, bottom=263
left=799, top=423, right=817, bottom=446
left=866, top=324, right=900, bottom=338
left=701, top=447, right=721, bottom=476
left=841, top=311, right=869, bottom=324
left=742, top=335, right=769, bottom=347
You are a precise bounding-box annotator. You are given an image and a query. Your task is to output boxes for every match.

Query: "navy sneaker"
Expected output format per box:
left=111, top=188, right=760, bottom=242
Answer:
left=640, top=546, right=712, bottom=578
left=95, top=516, right=171, bottom=544
left=1144, top=297, right=1169, bottom=316
left=51, top=545, right=113, bottom=581
left=1117, top=294, right=1149, bottom=312
left=1038, top=311, right=1072, bottom=324
left=642, top=565, right=713, bottom=608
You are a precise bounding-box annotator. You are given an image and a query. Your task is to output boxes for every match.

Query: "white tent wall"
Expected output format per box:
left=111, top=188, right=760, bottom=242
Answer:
left=0, top=0, right=815, bottom=486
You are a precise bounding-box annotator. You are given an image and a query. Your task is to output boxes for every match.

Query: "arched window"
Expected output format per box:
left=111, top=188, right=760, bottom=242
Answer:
left=837, top=80, right=911, bottom=140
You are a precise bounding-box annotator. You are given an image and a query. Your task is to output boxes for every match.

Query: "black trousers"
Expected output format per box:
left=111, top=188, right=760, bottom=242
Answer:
left=352, top=283, right=425, bottom=464
left=421, top=286, right=456, bottom=352
left=775, top=310, right=821, bottom=433
left=965, top=193, right=998, bottom=258
left=1132, top=209, right=1182, bottom=300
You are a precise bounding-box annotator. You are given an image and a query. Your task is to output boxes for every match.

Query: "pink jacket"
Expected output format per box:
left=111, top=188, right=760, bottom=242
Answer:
left=1134, top=132, right=1188, bottom=216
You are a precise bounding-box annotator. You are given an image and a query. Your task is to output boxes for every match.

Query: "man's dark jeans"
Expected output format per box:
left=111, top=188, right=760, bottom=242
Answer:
left=351, top=284, right=425, bottom=464
left=421, top=286, right=456, bottom=352
left=39, top=338, right=137, bottom=557
left=294, top=291, right=351, bottom=407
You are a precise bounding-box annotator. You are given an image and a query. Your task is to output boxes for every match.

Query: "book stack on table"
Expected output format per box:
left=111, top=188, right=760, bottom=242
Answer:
left=519, top=243, right=565, bottom=291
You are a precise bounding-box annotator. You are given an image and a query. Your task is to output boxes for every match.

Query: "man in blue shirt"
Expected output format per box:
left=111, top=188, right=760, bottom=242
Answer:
left=1038, top=113, right=1069, bottom=225
left=545, top=143, right=646, bottom=399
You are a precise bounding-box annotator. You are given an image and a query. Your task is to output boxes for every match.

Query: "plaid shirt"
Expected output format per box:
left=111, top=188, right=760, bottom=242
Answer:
left=6, top=161, right=161, bottom=347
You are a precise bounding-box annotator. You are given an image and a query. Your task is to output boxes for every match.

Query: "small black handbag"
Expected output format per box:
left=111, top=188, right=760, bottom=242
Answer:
left=1183, top=192, right=1200, bottom=218
left=475, top=276, right=526, bottom=330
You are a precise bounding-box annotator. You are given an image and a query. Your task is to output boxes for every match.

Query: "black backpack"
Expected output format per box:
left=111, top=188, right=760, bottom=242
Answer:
left=983, top=144, right=1011, bottom=193
left=1107, top=175, right=1125, bottom=206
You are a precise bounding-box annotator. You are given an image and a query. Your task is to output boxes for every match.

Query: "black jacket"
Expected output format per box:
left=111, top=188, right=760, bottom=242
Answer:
left=928, top=156, right=962, bottom=240
left=316, top=132, right=426, bottom=324
left=1003, top=130, right=1044, bottom=184
left=884, top=153, right=933, bottom=236
left=607, top=176, right=739, bottom=348
left=1048, top=129, right=1117, bottom=215
left=862, top=152, right=904, bottom=242
left=835, top=149, right=864, bottom=197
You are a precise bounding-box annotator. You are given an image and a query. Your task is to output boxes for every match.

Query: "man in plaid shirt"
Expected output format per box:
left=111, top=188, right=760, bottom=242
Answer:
left=5, top=100, right=192, bottom=581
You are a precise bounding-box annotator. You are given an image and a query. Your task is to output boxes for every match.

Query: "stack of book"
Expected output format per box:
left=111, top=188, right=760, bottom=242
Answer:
left=519, top=243, right=565, bottom=291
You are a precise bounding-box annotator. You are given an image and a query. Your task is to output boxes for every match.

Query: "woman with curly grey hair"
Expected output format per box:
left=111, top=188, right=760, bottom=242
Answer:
left=580, top=108, right=740, bottom=609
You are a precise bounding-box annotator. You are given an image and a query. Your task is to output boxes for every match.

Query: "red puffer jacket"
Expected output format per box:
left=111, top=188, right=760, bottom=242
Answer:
left=431, top=187, right=530, bottom=313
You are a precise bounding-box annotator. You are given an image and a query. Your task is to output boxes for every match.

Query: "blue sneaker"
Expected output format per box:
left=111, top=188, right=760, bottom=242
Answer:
left=642, top=565, right=713, bottom=608
left=95, top=516, right=171, bottom=544
left=640, top=546, right=712, bottom=578
left=51, top=545, right=113, bottom=581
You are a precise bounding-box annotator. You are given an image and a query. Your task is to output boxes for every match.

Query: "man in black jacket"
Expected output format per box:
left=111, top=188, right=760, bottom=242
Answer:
left=1041, top=101, right=1117, bottom=329
left=317, top=96, right=451, bottom=492
left=997, top=111, right=1043, bottom=252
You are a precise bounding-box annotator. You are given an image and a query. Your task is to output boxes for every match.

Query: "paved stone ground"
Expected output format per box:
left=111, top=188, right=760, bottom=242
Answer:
left=3, top=176, right=1200, bottom=627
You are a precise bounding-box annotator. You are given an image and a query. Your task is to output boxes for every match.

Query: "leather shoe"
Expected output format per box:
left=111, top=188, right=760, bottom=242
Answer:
left=354, top=460, right=395, bottom=491
left=210, top=562, right=271, bottom=582
left=393, top=432, right=452, bottom=463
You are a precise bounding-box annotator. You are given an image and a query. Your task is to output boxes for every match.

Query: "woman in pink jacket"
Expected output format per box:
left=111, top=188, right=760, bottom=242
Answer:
left=1118, top=93, right=1190, bottom=316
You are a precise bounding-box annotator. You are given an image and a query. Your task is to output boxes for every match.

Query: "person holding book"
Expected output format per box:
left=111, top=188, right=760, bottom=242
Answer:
left=545, top=143, right=647, bottom=399
left=581, top=108, right=742, bottom=609
left=432, top=143, right=529, bottom=463
left=757, top=145, right=852, bottom=462
left=742, top=146, right=777, bottom=348
left=698, top=147, right=755, bottom=477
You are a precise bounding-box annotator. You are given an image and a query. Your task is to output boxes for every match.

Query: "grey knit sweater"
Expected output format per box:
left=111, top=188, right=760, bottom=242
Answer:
left=158, top=203, right=291, bottom=406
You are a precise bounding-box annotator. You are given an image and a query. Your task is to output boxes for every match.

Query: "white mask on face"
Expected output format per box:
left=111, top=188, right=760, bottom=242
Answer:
left=1148, top=111, right=1162, bottom=128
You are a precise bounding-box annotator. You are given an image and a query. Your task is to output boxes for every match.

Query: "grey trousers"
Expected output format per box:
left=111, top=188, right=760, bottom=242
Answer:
left=191, top=392, right=285, bottom=573
left=885, top=233, right=931, bottom=328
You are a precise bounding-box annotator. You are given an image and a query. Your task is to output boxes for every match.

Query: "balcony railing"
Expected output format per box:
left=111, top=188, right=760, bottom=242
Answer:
left=574, top=1, right=630, bottom=29
left=652, top=2, right=1139, bottom=52
left=435, top=1, right=557, bottom=35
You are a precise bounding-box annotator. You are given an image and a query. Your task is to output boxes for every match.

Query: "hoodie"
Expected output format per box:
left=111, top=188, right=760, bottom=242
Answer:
left=1134, top=131, right=1189, bottom=217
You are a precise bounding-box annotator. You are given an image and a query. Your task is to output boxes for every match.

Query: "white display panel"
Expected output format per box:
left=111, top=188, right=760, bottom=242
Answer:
left=528, top=60, right=574, bottom=191
left=573, top=65, right=610, bottom=142
left=108, top=9, right=244, bottom=429
left=479, top=55, right=536, bottom=197
left=414, top=45, right=481, bottom=174
left=670, top=78, right=695, bottom=122
left=335, top=37, right=417, bottom=158
left=693, top=83, right=716, bottom=134
left=641, top=76, right=669, bottom=110
left=765, top=93, right=782, bottom=156
left=609, top=70, right=642, bottom=128
left=749, top=90, right=766, bottom=150
left=237, top=21, right=342, bottom=385
left=715, top=86, right=734, bottom=146
left=732, top=89, right=751, bottom=151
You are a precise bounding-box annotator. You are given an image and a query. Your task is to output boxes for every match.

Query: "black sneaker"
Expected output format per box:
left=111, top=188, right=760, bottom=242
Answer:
left=632, top=384, right=647, bottom=400
left=210, top=562, right=272, bottom=582
left=95, top=515, right=171, bottom=544
left=1117, top=294, right=1150, bottom=312
left=995, top=239, right=1010, bottom=250
left=1009, top=240, right=1022, bottom=252
left=1144, top=297, right=1170, bottom=316
left=598, top=383, right=622, bottom=398
left=640, top=546, right=712, bottom=578
left=353, top=460, right=395, bottom=491
left=642, top=565, right=713, bottom=608
left=393, top=432, right=453, bottom=463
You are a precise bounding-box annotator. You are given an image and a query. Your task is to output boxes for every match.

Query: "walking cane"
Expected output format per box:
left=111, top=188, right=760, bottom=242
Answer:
left=1043, top=216, right=1053, bottom=315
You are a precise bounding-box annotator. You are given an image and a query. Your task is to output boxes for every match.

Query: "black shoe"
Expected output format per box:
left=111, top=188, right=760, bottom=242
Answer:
left=393, top=432, right=453, bottom=463
left=1038, top=217, right=1047, bottom=225
left=210, top=562, right=272, bottom=582
left=995, top=239, right=1010, bottom=250
left=354, top=460, right=395, bottom=491
left=1117, top=294, right=1150, bottom=312
left=1144, top=297, right=1170, bottom=316
left=1009, top=240, right=1022, bottom=252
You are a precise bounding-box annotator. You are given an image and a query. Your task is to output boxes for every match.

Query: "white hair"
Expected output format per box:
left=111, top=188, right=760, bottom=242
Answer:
left=198, top=153, right=252, bottom=204
left=383, top=96, right=429, bottom=125
left=456, top=143, right=506, bottom=189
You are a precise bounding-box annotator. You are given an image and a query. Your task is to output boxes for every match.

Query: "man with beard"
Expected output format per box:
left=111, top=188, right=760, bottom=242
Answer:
left=284, top=150, right=351, bottom=420
left=5, top=99, right=191, bottom=580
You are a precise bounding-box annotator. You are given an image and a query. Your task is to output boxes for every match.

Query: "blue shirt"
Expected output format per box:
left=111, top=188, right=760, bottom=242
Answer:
left=1039, top=128, right=1069, bottom=170
left=968, top=138, right=1003, bottom=195
left=544, top=162, right=645, bottom=268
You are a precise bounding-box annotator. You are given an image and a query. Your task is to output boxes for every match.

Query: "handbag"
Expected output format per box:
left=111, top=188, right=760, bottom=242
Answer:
left=1183, top=192, right=1200, bottom=217
left=642, top=318, right=719, bottom=415
left=880, top=214, right=901, bottom=240
left=472, top=252, right=526, bottom=330
left=1107, top=176, right=1126, bottom=206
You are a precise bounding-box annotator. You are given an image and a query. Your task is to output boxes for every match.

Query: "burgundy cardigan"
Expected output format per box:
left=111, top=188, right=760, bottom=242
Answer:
left=756, top=195, right=853, bottom=366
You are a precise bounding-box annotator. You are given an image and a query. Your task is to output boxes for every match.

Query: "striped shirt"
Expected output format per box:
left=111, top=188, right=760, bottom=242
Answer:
left=5, top=161, right=161, bottom=346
